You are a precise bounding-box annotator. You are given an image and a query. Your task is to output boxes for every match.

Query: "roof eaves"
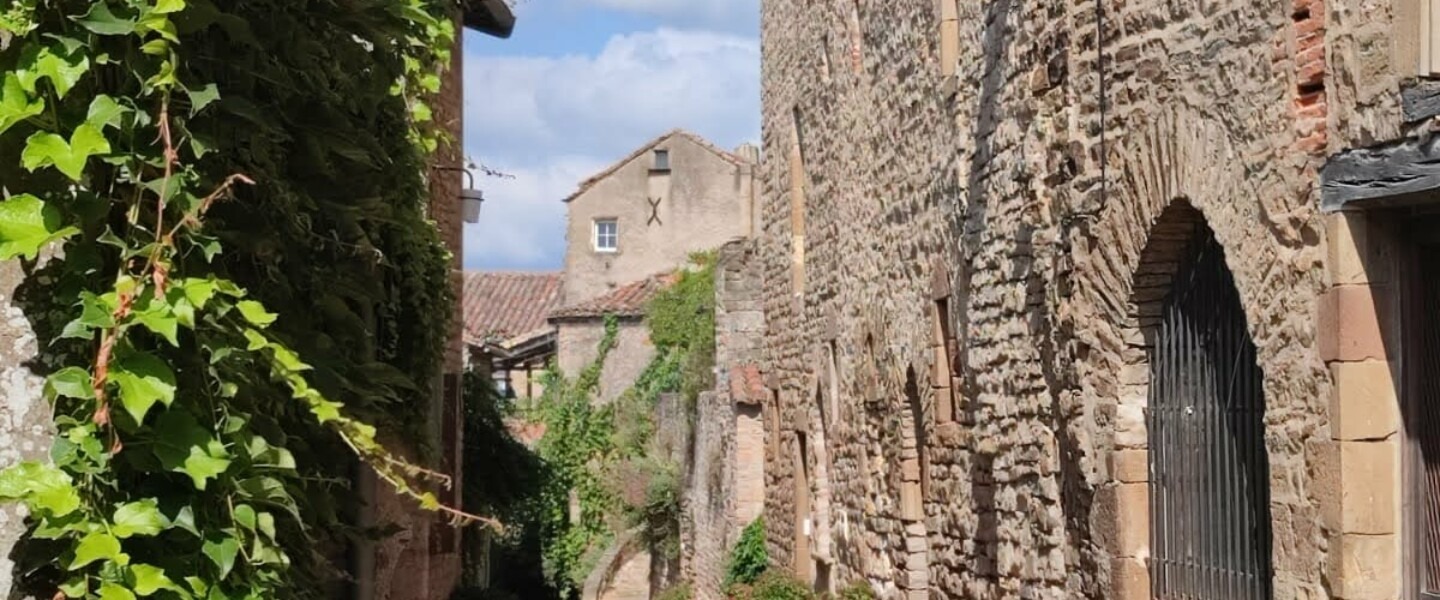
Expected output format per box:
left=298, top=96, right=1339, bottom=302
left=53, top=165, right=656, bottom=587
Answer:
left=561, top=129, right=746, bottom=203
left=463, top=0, right=515, bottom=38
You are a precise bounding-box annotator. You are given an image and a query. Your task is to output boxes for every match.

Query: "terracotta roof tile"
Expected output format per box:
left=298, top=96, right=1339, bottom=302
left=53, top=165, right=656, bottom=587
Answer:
left=548, top=272, right=679, bottom=320
left=463, top=271, right=563, bottom=346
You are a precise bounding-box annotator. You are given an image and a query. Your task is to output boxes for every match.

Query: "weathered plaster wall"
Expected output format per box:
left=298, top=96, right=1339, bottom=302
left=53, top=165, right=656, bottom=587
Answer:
left=0, top=262, right=58, bottom=598
left=563, top=135, right=754, bottom=305
left=556, top=320, right=654, bottom=404
left=758, top=0, right=1339, bottom=597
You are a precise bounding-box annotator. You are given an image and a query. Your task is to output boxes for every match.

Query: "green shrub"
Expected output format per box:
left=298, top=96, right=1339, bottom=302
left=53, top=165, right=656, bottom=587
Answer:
left=835, top=582, right=876, bottom=600
left=745, top=572, right=814, bottom=600
left=656, top=583, right=694, bottom=600
left=724, top=517, right=770, bottom=589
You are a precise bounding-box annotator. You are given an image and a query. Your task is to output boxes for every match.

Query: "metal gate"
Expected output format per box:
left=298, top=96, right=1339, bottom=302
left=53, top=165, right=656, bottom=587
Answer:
left=1147, top=225, right=1272, bottom=599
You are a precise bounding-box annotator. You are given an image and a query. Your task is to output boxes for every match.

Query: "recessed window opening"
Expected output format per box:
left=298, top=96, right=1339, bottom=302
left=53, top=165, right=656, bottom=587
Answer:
left=789, top=107, right=807, bottom=295
left=652, top=149, right=670, bottom=171
left=594, top=218, right=618, bottom=252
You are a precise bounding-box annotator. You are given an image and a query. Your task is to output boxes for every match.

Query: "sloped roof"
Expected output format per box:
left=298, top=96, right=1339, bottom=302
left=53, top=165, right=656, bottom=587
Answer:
left=463, top=272, right=563, bottom=346
left=548, top=272, right=679, bottom=321
left=562, top=129, right=747, bottom=203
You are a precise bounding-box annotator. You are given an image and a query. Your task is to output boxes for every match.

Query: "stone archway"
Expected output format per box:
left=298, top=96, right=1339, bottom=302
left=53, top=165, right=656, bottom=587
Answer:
left=1073, top=109, right=1329, bottom=598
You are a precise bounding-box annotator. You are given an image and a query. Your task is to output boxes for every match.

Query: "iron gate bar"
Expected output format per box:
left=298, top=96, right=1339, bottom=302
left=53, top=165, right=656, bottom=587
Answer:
left=1147, top=224, right=1272, bottom=600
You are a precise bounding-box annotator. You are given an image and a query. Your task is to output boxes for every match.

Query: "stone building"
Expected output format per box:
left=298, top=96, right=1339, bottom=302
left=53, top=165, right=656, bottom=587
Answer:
left=550, top=131, right=758, bottom=402
left=463, top=271, right=563, bottom=400
left=750, top=0, right=1439, bottom=598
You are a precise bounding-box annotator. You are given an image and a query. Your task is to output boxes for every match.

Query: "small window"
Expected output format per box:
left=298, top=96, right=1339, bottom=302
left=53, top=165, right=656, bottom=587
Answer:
left=652, top=149, right=670, bottom=171
left=594, top=219, right=618, bottom=252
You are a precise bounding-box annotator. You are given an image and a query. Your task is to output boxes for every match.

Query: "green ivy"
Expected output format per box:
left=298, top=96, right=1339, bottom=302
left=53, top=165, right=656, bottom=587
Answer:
left=527, top=255, right=719, bottom=594
left=0, top=0, right=471, bottom=597
left=531, top=317, right=620, bottom=594
left=724, top=517, right=769, bottom=591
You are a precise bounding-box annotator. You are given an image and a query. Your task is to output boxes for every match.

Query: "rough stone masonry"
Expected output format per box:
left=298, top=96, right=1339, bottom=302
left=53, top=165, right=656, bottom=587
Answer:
left=750, top=0, right=1426, bottom=597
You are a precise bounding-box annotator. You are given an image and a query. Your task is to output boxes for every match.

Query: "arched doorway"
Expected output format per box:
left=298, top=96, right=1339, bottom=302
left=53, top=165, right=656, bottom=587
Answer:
left=1145, top=210, right=1272, bottom=599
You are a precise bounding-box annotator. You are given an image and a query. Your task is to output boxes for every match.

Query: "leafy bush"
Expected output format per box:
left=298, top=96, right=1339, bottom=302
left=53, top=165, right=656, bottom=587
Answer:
left=656, top=583, right=694, bottom=600
left=732, top=572, right=813, bottom=600
left=835, top=582, right=876, bottom=599
left=725, top=517, right=770, bottom=589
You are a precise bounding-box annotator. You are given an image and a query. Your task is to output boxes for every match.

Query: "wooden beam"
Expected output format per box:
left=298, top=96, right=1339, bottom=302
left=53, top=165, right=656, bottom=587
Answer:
left=1319, top=134, right=1440, bottom=211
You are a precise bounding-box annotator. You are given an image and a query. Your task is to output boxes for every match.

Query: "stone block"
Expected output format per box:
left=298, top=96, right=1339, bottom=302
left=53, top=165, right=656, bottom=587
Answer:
left=901, top=481, right=924, bottom=522
left=1326, top=533, right=1398, bottom=599
left=1109, top=449, right=1148, bottom=483
left=935, top=385, right=954, bottom=423
left=1113, top=483, right=1148, bottom=557
left=1329, top=360, right=1398, bottom=441
left=1326, top=212, right=1384, bottom=285
left=1115, top=403, right=1147, bottom=449
left=1318, top=285, right=1391, bottom=363
left=1111, top=556, right=1149, bottom=600
left=1318, top=440, right=1398, bottom=535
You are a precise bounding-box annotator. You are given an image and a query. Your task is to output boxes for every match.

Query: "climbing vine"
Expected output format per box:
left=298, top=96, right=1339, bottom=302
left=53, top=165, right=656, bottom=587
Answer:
left=0, top=1, right=470, bottom=598
left=525, top=256, right=718, bottom=594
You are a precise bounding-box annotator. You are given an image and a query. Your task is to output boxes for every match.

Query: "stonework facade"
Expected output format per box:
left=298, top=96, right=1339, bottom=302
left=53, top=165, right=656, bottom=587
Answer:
left=683, top=240, right=768, bottom=600
left=751, top=0, right=1434, bottom=597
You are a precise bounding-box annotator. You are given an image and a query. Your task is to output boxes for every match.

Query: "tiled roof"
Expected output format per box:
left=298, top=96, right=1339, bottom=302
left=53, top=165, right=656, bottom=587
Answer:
left=548, top=272, right=679, bottom=320
left=463, top=271, right=563, bottom=346
left=562, top=129, right=747, bottom=203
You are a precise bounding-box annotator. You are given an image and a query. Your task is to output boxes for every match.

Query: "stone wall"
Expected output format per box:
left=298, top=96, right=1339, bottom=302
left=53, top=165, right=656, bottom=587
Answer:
left=682, top=240, right=766, bottom=600
left=556, top=320, right=655, bottom=404
left=0, top=261, right=59, bottom=598
left=754, top=0, right=1367, bottom=596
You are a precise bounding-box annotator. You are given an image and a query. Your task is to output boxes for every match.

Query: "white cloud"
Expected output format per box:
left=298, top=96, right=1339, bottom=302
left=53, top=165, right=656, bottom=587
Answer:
left=464, top=28, right=760, bottom=165
left=462, top=156, right=604, bottom=270
left=578, top=0, right=758, bottom=29
left=462, top=27, right=760, bottom=269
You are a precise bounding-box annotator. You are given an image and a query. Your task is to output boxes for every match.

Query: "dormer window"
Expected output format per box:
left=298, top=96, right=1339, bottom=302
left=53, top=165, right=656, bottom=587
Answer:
left=594, top=218, right=618, bottom=252
left=652, top=149, right=670, bottom=171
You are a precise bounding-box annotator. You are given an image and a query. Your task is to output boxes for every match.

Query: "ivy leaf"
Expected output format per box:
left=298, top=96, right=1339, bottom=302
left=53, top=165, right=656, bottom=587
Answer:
left=21, top=123, right=111, bottom=181
left=130, top=563, right=182, bottom=596
left=58, top=576, right=87, bottom=598
left=18, top=44, right=89, bottom=99
left=98, top=582, right=136, bottom=600
left=0, top=73, right=44, bottom=137
left=87, top=95, right=129, bottom=130
left=70, top=531, right=123, bottom=569
left=187, top=83, right=219, bottom=116
left=154, top=0, right=186, bottom=14
left=182, top=450, right=231, bottom=491
left=61, top=291, right=117, bottom=340
left=201, top=535, right=239, bottom=580
left=171, top=506, right=199, bottom=538
left=132, top=298, right=179, bottom=346
left=112, top=499, right=167, bottom=538
left=75, top=2, right=137, bottom=35
left=111, top=351, right=177, bottom=424
left=44, top=367, right=93, bottom=400
left=0, top=194, right=79, bottom=261
left=179, top=278, right=218, bottom=309
left=233, top=504, right=256, bottom=530
left=0, top=461, right=81, bottom=516
left=154, top=409, right=230, bottom=489
left=235, top=300, right=276, bottom=327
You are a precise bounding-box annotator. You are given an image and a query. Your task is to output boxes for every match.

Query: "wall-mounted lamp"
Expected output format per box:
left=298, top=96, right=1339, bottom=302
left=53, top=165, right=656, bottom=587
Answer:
left=434, top=165, right=485, bottom=224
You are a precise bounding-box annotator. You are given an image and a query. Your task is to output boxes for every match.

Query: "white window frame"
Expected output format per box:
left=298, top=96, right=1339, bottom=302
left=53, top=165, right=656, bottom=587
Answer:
left=593, top=218, right=618, bottom=252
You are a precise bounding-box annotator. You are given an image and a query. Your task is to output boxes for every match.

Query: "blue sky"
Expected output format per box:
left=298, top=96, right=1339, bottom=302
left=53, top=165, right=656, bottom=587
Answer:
left=461, top=0, right=761, bottom=271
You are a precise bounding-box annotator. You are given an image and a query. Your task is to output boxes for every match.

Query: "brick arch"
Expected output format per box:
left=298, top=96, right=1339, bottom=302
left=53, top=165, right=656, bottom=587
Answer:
left=1078, top=108, right=1329, bottom=598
